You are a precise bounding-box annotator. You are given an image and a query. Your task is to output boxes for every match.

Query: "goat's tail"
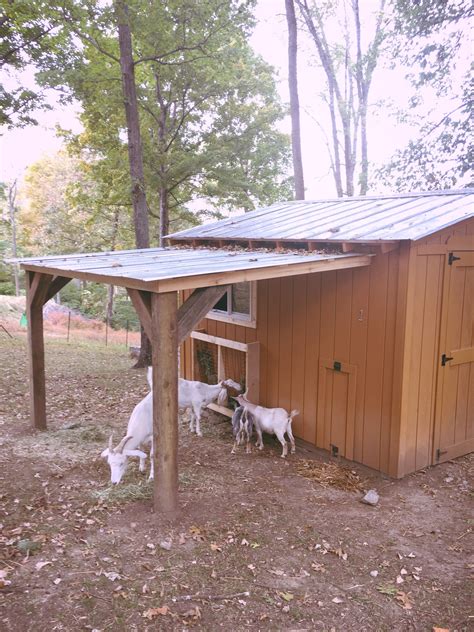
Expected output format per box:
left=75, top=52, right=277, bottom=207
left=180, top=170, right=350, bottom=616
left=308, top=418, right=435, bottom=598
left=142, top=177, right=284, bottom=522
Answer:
left=147, top=366, right=153, bottom=390
left=288, top=409, right=300, bottom=422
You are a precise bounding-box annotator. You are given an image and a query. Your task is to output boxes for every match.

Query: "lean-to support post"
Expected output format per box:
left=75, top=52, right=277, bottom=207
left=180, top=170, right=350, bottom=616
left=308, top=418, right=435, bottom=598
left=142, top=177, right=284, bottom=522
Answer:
left=151, top=291, right=178, bottom=514
left=26, top=271, right=53, bottom=430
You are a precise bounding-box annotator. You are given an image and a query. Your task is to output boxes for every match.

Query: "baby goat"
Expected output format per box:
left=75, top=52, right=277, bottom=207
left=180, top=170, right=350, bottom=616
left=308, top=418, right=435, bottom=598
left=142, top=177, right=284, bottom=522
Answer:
left=101, top=392, right=153, bottom=484
left=147, top=368, right=241, bottom=437
left=233, top=394, right=299, bottom=458
left=231, top=405, right=254, bottom=454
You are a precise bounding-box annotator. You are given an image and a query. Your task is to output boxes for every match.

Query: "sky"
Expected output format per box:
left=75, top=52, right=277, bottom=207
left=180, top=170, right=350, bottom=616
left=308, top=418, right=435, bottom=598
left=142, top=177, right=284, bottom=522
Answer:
left=0, top=1, right=468, bottom=197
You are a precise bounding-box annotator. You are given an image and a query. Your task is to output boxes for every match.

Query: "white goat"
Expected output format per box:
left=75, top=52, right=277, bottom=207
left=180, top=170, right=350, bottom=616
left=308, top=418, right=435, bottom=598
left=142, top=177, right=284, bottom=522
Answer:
left=233, top=394, right=299, bottom=458
left=231, top=405, right=254, bottom=454
left=147, top=368, right=241, bottom=437
left=101, top=392, right=153, bottom=484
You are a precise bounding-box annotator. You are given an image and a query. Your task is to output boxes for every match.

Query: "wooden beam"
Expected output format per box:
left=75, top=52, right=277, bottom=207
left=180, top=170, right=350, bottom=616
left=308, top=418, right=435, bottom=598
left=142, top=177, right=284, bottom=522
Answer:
left=151, top=291, right=178, bottom=514
left=127, top=288, right=152, bottom=339
left=342, top=242, right=355, bottom=253
left=26, top=272, right=53, bottom=430
left=380, top=242, right=400, bottom=254
left=190, top=330, right=248, bottom=352
left=44, top=275, right=72, bottom=303
left=177, top=285, right=229, bottom=345
left=246, top=342, right=260, bottom=402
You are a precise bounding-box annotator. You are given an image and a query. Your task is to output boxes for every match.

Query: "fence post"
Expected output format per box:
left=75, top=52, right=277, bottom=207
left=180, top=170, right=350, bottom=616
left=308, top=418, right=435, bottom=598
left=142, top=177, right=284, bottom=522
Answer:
left=105, top=317, right=108, bottom=347
left=125, top=320, right=129, bottom=348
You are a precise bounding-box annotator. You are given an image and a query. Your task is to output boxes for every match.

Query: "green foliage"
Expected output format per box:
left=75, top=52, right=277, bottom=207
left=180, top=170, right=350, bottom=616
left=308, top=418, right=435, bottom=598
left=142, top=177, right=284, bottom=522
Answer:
left=378, top=0, right=473, bottom=190
left=0, top=280, right=16, bottom=295
left=35, top=0, right=291, bottom=239
left=110, top=294, right=139, bottom=331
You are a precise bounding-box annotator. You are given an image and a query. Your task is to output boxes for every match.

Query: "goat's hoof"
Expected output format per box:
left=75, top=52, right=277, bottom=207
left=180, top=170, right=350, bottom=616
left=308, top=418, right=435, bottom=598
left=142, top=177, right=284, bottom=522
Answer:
left=281, top=454, right=287, bottom=459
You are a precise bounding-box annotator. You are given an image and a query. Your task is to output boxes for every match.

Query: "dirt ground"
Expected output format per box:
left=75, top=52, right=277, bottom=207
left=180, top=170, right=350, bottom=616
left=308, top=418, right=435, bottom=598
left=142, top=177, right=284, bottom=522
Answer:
left=0, top=335, right=472, bottom=631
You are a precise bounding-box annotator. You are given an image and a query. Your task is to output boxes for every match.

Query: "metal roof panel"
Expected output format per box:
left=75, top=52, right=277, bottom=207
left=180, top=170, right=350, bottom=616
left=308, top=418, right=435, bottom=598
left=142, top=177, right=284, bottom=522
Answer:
left=168, top=190, right=474, bottom=243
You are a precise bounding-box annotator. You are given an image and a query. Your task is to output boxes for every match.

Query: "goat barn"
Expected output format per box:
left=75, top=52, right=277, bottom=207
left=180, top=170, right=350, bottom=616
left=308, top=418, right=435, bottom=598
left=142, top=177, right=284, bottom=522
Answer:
left=14, top=189, right=474, bottom=512
left=171, top=190, right=474, bottom=478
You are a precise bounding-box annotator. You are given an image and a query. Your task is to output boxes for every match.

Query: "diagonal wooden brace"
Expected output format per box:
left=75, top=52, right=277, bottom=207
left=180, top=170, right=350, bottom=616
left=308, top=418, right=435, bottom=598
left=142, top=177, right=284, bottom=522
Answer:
left=127, top=288, right=152, bottom=340
left=177, top=285, right=230, bottom=345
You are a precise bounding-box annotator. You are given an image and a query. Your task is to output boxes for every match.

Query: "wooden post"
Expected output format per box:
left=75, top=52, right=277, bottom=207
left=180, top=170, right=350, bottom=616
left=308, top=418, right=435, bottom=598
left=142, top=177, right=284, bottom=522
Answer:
left=26, top=271, right=53, bottom=430
left=151, top=291, right=178, bottom=514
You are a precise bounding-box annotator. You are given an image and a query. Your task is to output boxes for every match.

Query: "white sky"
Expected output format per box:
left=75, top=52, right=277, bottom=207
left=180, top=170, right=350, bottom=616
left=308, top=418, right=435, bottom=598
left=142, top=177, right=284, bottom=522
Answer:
left=0, top=1, right=468, bottom=197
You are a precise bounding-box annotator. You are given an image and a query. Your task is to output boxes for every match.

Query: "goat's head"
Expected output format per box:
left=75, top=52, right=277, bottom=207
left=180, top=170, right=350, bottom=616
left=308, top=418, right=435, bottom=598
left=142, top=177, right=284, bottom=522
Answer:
left=101, top=435, right=147, bottom=484
left=216, top=379, right=241, bottom=407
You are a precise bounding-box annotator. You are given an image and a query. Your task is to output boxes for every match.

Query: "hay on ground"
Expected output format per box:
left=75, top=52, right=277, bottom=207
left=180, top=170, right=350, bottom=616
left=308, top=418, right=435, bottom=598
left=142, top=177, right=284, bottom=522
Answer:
left=296, top=459, right=365, bottom=492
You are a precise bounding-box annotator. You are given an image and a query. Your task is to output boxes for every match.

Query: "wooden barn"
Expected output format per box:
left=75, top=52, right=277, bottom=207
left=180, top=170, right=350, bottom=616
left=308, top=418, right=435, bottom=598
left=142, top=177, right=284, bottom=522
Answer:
left=13, top=189, right=473, bottom=511
left=169, top=189, right=474, bottom=478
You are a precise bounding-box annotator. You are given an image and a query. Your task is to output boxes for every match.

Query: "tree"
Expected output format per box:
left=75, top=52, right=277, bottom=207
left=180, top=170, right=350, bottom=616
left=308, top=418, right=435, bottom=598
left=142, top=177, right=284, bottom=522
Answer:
left=377, top=0, right=473, bottom=190
left=0, top=0, right=69, bottom=127
left=295, top=0, right=387, bottom=196
left=285, top=0, right=305, bottom=199
left=39, top=0, right=291, bottom=242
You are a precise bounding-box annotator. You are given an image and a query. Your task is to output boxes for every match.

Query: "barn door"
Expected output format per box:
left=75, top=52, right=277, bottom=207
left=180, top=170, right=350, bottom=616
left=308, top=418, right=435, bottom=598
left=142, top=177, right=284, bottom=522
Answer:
left=317, top=359, right=357, bottom=459
left=433, top=251, right=474, bottom=464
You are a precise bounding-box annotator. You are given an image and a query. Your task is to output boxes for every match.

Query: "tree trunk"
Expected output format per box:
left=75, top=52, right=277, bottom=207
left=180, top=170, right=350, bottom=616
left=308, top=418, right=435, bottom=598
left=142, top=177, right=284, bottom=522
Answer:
left=115, top=0, right=150, bottom=250
left=285, top=0, right=305, bottom=199
left=8, top=181, right=20, bottom=296
left=106, top=285, right=115, bottom=323
left=115, top=0, right=152, bottom=368
left=159, top=186, right=169, bottom=246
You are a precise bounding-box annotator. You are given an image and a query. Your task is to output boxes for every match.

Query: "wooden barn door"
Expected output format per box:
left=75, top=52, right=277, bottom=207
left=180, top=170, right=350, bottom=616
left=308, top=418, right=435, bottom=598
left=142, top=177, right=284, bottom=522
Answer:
left=433, top=251, right=474, bottom=463
left=317, top=359, right=357, bottom=459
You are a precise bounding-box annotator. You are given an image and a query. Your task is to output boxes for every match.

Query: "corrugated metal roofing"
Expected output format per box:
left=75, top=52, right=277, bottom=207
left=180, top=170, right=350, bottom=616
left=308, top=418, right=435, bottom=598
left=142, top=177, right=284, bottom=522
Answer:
left=168, top=189, right=474, bottom=243
left=14, top=247, right=372, bottom=293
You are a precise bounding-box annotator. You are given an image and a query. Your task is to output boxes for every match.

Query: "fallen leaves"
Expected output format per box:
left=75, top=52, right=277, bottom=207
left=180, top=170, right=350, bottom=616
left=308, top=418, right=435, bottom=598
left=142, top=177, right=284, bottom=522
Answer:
left=395, top=591, right=413, bottom=610
left=142, top=606, right=170, bottom=619
left=278, top=591, right=294, bottom=602
left=35, top=560, right=52, bottom=571
left=296, top=460, right=365, bottom=492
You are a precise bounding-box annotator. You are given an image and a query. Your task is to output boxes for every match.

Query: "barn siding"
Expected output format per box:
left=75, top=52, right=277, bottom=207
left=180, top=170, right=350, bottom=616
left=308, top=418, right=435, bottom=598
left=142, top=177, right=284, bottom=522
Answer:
left=182, top=251, right=404, bottom=475
left=180, top=216, right=473, bottom=477
left=397, top=216, right=474, bottom=477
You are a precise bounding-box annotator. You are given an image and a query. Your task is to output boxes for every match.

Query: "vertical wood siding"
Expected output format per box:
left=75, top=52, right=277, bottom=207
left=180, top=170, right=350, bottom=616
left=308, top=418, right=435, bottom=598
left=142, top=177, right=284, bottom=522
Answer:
left=398, top=217, right=474, bottom=476
left=180, top=217, right=473, bottom=477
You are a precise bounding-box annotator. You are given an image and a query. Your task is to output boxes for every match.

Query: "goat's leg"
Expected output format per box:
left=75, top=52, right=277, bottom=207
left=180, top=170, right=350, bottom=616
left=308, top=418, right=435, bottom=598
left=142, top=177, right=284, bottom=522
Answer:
left=255, top=426, right=264, bottom=450
left=194, top=404, right=203, bottom=437
left=148, top=442, right=154, bottom=481
left=189, top=407, right=195, bottom=433
left=231, top=438, right=239, bottom=454
left=287, top=425, right=296, bottom=454
left=275, top=430, right=288, bottom=458
left=139, top=455, right=146, bottom=473
left=245, top=433, right=252, bottom=454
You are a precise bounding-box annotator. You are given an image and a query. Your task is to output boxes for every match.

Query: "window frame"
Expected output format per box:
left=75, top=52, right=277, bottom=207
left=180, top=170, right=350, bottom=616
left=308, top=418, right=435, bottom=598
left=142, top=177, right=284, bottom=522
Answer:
left=206, top=281, right=257, bottom=328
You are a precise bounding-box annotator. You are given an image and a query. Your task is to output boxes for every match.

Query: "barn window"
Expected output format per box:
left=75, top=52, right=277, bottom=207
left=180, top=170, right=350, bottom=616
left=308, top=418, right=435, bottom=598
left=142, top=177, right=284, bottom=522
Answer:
left=207, top=281, right=257, bottom=328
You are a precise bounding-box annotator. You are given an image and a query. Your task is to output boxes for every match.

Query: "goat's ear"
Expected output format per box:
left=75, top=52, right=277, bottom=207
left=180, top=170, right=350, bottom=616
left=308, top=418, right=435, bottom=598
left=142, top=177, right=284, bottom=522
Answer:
left=124, top=449, right=147, bottom=459
left=100, top=448, right=110, bottom=458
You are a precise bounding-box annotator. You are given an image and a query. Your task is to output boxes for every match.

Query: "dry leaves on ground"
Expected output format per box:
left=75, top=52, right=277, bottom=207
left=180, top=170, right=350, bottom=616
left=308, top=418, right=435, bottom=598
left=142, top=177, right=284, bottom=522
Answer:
left=296, top=460, right=365, bottom=492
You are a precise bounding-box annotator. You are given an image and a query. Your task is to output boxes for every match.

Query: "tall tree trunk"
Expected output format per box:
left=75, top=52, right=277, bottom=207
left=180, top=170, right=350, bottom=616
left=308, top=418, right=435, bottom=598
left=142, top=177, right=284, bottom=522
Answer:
left=285, top=0, right=305, bottom=199
left=8, top=181, right=20, bottom=296
left=159, top=186, right=169, bottom=246
left=115, top=0, right=151, bottom=367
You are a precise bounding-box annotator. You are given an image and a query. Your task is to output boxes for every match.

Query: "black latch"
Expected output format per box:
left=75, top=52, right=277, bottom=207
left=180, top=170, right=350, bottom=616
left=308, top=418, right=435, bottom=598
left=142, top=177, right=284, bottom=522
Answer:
left=441, top=353, right=453, bottom=366
left=333, top=361, right=342, bottom=371
left=448, top=252, right=461, bottom=265
left=330, top=444, right=339, bottom=457
left=436, top=448, right=448, bottom=461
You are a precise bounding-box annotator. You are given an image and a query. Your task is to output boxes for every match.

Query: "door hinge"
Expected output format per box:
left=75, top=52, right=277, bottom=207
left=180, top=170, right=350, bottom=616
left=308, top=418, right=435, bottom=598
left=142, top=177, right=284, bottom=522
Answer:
left=441, top=353, right=453, bottom=366
left=333, top=361, right=342, bottom=371
left=436, top=448, right=448, bottom=461
left=448, top=252, right=461, bottom=265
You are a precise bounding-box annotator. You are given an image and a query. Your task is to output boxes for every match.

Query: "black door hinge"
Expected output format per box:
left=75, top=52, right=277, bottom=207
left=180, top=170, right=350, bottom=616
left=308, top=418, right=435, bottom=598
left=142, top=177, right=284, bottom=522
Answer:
left=448, top=252, right=461, bottom=265
left=333, top=361, right=342, bottom=371
left=441, top=353, right=453, bottom=366
left=436, top=448, right=448, bottom=461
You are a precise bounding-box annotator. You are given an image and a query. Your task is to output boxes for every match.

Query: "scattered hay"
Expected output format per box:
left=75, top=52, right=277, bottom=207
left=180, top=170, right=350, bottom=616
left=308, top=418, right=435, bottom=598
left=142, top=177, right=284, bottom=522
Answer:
left=296, top=459, right=365, bottom=492
left=92, top=481, right=152, bottom=503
